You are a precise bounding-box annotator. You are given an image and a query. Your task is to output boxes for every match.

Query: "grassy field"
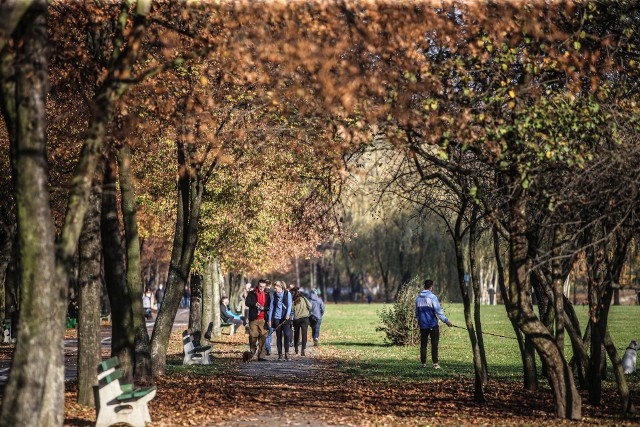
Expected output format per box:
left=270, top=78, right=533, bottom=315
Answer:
left=320, top=302, right=640, bottom=384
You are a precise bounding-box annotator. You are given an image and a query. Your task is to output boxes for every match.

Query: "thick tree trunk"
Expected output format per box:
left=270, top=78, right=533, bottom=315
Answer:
left=189, top=273, right=203, bottom=332
left=0, top=4, right=60, bottom=425
left=102, top=154, right=135, bottom=383
left=118, top=144, right=152, bottom=384
left=508, top=194, right=581, bottom=420
left=0, top=224, right=15, bottom=316
left=77, top=173, right=103, bottom=406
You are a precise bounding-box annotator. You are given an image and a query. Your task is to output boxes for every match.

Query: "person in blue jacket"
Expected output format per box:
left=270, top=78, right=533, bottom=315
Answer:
left=268, top=281, right=293, bottom=361
left=415, top=279, right=452, bottom=369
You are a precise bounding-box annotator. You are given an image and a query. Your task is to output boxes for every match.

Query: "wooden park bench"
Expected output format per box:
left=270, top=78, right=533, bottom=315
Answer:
left=182, top=330, right=212, bottom=365
left=94, top=357, right=156, bottom=427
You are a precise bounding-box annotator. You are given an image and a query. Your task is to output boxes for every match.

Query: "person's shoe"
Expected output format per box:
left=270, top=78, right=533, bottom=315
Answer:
left=301, top=349, right=305, bottom=357
left=284, top=353, right=289, bottom=361
left=313, top=339, right=319, bottom=346
left=433, top=363, right=441, bottom=369
left=266, top=349, right=271, bottom=356
left=278, top=354, right=283, bottom=361
left=295, top=348, right=298, bottom=354
left=422, top=363, right=427, bottom=368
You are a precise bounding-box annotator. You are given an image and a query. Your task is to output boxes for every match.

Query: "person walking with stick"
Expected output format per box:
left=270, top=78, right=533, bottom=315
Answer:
left=268, top=281, right=292, bottom=361
left=415, top=279, right=452, bottom=369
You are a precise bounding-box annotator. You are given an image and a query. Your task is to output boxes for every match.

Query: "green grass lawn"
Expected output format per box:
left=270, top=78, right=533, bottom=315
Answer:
left=321, top=302, right=640, bottom=384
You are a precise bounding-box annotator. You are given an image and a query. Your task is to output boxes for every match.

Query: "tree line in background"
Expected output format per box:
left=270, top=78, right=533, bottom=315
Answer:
left=1, top=1, right=640, bottom=425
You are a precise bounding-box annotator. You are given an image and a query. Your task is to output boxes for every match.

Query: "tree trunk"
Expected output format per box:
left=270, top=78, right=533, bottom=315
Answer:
left=212, top=258, right=222, bottom=336
left=0, top=4, right=61, bottom=425
left=201, top=260, right=214, bottom=335
left=118, top=144, right=152, bottom=384
left=150, top=140, right=203, bottom=376
left=492, top=226, right=537, bottom=390
left=189, top=273, right=203, bottom=333
left=508, top=193, right=580, bottom=419
left=452, top=202, right=485, bottom=403
left=3, top=230, right=19, bottom=318
left=77, top=171, right=103, bottom=406
left=102, top=153, right=135, bottom=383
left=0, top=224, right=15, bottom=317
left=469, top=212, right=488, bottom=385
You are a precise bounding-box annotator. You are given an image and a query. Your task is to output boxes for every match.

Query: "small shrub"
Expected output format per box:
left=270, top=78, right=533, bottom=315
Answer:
left=376, top=281, right=422, bottom=346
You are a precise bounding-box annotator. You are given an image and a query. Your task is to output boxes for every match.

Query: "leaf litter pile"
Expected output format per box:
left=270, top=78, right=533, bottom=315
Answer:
left=59, top=331, right=640, bottom=426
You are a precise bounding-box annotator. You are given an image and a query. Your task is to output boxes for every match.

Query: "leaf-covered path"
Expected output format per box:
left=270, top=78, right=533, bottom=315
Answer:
left=58, top=328, right=640, bottom=426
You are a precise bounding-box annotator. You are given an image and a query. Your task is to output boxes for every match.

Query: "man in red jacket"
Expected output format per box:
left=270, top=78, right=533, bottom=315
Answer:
left=245, top=279, right=271, bottom=361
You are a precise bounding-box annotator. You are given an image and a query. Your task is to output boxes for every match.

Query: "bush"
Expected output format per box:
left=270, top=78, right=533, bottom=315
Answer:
left=376, top=281, right=422, bottom=346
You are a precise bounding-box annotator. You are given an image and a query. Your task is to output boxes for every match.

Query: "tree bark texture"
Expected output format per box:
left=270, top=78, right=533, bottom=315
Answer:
left=102, top=154, right=135, bottom=383
left=118, top=144, right=152, bottom=384
left=212, top=258, right=222, bottom=336
left=77, top=182, right=103, bottom=406
left=189, top=273, right=203, bottom=333
left=150, top=141, right=203, bottom=376
left=452, top=208, right=485, bottom=404
left=201, top=260, right=214, bottom=335
left=469, top=212, right=488, bottom=385
left=508, top=194, right=581, bottom=420
left=492, top=227, right=537, bottom=390
left=0, top=3, right=63, bottom=425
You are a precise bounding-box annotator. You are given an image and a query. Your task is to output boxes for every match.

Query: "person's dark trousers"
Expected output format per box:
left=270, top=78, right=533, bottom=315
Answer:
left=420, top=326, right=440, bottom=364
left=274, top=318, right=291, bottom=355
left=293, top=317, right=310, bottom=353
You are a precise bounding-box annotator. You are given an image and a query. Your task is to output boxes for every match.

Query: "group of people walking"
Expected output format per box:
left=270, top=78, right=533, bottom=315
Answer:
left=244, top=279, right=325, bottom=361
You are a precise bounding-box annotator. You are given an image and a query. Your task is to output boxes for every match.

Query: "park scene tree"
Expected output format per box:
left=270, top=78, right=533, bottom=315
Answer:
left=1, top=0, right=639, bottom=425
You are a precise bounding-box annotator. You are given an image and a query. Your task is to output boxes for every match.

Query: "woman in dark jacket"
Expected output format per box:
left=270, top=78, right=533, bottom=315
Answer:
left=291, top=287, right=312, bottom=356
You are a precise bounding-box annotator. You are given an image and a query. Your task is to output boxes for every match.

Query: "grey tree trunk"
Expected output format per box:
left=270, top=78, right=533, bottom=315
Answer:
left=118, top=144, right=152, bottom=384
left=212, top=258, right=222, bottom=336
left=201, top=260, right=214, bottom=334
left=189, top=273, right=203, bottom=333
left=3, top=230, right=18, bottom=318
left=77, top=182, right=103, bottom=406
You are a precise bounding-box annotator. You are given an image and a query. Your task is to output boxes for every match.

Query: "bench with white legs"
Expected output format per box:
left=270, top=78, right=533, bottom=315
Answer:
left=94, top=356, right=156, bottom=427
left=1, top=319, right=10, bottom=343
left=182, top=330, right=212, bottom=365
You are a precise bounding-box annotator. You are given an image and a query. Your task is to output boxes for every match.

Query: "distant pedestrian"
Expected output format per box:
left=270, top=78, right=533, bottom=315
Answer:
left=268, top=281, right=292, bottom=361
left=488, top=285, right=496, bottom=305
left=182, top=285, right=191, bottom=308
left=245, top=279, right=271, bottom=361
left=155, top=284, right=165, bottom=312
left=309, top=288, right=325, bottom=346
left=291, top=287, right=312, bottom=356
left=415, top=279, right=452, bottom=369
left=366, top=293, right=372, bottom=304
left=264, top=280, right=274, bottom=355
left=238, top=282, right=252, bottom=324
left=143, top=289, right=153, bottom=320
left=332, top=287, right=340, bottom=304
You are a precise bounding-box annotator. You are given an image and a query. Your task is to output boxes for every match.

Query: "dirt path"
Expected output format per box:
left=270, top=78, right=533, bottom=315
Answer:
left=215, top=345, right=359, bottom=427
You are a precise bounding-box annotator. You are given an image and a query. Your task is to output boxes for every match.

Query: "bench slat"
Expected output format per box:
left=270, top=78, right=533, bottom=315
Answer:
left=97, top=357, right=120, bottom=374
left=116, top=386, right=157, bottom=402
left=98, top=369, right=123, bottom=388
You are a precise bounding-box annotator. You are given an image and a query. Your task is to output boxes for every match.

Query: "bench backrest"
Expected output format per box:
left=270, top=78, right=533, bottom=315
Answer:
left=98, top=368, right=124, bottom=405
left=97, top=356, right=120, bottom=381
left=182, top=330, right=196, bottom=354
